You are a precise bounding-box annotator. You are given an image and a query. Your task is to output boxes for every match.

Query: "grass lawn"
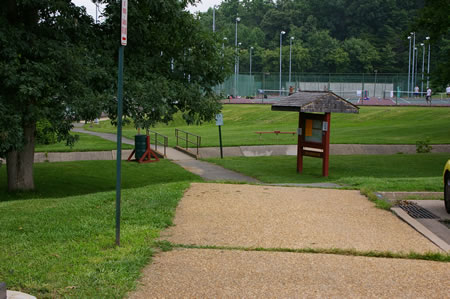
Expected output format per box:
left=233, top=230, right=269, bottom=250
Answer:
left=204, top=153, right=449, bottom=192
left=85, top=106, right=450, bottom=147
left=0, top=160, right=201, bottom=298
left=0, top=160, right=201, bottom=201
left=35, top=132, right=133, bottom=153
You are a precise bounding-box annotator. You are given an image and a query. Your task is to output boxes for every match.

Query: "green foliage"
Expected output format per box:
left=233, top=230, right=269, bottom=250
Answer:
left=197, top=0, right=430, bottom=74
left=101, top=0, right=231, bottom=130
left=416, top=138, right=433, bottom=153
left=1, top=0, right=229, bottom=190
left=35, top=119, right=56, bottom=145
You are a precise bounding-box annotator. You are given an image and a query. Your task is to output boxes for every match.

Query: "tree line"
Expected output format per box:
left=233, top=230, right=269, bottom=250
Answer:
left=196, top=0, right=449, bottom=79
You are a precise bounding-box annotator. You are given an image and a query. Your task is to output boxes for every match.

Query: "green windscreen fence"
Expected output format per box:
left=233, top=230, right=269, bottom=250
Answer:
left=215, top=73, right=410, bottom=99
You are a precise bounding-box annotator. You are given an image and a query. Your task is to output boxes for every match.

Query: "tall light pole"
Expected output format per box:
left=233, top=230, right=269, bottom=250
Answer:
left=249, top=46, right=253, bottom=76
left=420, top=43, right=425, bottom=94
left=212, top=6, right=216, bottom=32
left=250, top=46, right=254, bottom=96
left=426, top=36, right=430, bottom=88
left=407, top=35, right=412, bottom=96
left=411, top=32, right=416, bottom=93
left=234, top=17, right=241, bottom=97
left=374, top=69, right=378, bottom=98
left=222, top=37, right=227, bottom=95
left=414, top=47, right=418, bottom=91
left=279, top=30, right=286, bottom=95
left=237, top=42, right=241, bottom=95
left=289, top=36, right=294, bottom=83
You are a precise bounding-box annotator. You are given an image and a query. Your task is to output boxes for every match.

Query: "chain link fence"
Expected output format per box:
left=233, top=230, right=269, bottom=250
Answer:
left=215, top=73, right=409, bottom=100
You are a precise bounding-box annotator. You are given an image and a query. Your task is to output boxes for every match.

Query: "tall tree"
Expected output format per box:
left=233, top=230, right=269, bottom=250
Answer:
left=0, top=0, right=231, bottom=191
left=0, top=0, right=103, bottom=191
left=100, top=0, right=232, bottom=128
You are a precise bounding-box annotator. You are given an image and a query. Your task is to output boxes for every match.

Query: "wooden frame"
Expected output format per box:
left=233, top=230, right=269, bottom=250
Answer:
left=297, top=112, right=331, bottom=177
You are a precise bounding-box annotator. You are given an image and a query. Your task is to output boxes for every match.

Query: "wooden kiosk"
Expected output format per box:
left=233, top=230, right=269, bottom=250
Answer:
left=272, top=91, right=359, bottom=177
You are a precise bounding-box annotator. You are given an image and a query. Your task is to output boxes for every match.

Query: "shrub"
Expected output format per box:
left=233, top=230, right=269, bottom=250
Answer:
left=36, top=119, right=57, bottom=145
left=416, top=138, right=433, bottom=153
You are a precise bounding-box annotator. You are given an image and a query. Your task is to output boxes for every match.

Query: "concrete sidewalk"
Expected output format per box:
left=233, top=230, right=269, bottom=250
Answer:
left=129, top=183, right=449, bottom=298
left=70, top=127, right=260, bottom=183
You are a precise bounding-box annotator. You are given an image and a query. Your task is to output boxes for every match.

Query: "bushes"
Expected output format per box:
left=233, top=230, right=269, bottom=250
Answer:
left=36, top=119, right=56, bottom=145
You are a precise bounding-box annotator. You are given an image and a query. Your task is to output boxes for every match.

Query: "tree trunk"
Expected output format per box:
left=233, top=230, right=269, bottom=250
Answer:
left=6, top=123, right=36, bottom=191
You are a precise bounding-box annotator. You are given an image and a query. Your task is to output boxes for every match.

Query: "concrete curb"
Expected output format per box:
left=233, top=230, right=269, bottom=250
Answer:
left=33, top=150, right=134, bottom=163
left=391, top=207, right=450, bottom=252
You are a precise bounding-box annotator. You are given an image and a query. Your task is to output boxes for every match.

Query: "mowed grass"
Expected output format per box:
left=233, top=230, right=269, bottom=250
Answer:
left=86, top=106, right=450, bottom=147
left=0, top=160, right=201, bottom=298
left=204, top=153, right=449, bottom=192
left=0, top=160, right=201, bottom=201
left=35, top=132, right=133, bottom=153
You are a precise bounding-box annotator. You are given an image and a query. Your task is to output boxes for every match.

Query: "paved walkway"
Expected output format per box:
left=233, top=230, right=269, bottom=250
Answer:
left=128, top=183, right=449, bottom=298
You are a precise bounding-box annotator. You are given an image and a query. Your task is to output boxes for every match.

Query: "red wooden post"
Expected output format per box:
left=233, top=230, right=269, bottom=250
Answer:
left=322, top=112, right=331, bottom=176
left=296, top=112, right=304, bottom=173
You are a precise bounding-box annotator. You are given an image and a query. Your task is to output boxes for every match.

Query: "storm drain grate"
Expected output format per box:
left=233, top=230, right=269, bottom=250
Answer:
left=397, top=201, right=438, bottom=219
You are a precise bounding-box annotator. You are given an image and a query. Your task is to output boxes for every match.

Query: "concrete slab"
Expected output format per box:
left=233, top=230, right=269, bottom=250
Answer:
left=163, top=183, right=441, bottom=253
left=129, top=249, right=450, bottom=298
left=173, top=161, right=260, bottom=183
left=6, top=291, right=36, bottom=299
left=34, top=150, right=133, bottom=163
left=391, top=207, right=450, bottom=252
left=411, top=200, right=450, bottom=220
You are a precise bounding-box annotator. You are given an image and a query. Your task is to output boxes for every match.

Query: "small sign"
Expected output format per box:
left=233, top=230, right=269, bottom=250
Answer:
left=322, top=121, right=328, bottom=132
left=121, top=0, right=128, bottom=46
left=215, top=113, right=223, bottom=126
left=297, top=128, right=302, bottom=135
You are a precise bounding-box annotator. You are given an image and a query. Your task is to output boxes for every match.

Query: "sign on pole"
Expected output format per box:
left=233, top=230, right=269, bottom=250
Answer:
left=215, top=114, right=224, bottom=159
left=121, top=0, right=128, bottom=46
left=116, top=0, right=127, bottom=246
left=215, top=113, right=223, bottom=126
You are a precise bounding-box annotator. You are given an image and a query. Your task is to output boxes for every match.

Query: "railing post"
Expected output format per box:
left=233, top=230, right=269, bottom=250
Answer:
left=164, top=136, right=167, bottom=157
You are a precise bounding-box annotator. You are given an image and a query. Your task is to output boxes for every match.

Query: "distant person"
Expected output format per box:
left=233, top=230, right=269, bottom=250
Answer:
left=426, top=87, right=432, bottom=105
left=414, top=85, right=420, bottom=98
left=288, top=86, right=294, bottom=96
left=446, top=84, right=450, bottom=97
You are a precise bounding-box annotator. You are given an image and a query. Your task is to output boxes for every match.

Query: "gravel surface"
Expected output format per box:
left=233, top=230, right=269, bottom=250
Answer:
left=163, top=183, right=441, bottom=254
left=128, top=249, right=450, bottom=298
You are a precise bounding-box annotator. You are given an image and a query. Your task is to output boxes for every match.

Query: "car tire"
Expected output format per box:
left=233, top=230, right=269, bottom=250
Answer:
left=445, top=172, right=450, bottom=214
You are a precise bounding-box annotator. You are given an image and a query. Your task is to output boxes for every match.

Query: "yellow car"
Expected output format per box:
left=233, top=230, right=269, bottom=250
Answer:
left=444, top=160, right=450, bottom=213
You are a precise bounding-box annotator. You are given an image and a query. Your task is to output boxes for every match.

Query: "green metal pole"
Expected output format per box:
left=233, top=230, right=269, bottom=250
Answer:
left=115, top=45, right=124, bottom=246
left=219, top=125, right=223, bottom=159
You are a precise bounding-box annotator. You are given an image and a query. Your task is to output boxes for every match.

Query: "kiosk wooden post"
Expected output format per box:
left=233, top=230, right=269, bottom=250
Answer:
left=272, top=91, right=358, bottom=177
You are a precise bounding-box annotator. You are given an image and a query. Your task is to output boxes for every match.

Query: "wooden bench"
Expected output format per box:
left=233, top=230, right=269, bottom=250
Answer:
left=255, top=131, right=296, bottom=139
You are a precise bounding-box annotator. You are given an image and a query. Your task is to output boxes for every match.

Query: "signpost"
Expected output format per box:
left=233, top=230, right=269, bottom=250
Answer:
left=116, top=0, right=127, bottom=246
left=215, top=113, right=224, bottom=159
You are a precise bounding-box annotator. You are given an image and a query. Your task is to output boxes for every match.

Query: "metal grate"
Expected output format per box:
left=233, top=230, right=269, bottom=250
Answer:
left=397, top=201, right=438, bottom=219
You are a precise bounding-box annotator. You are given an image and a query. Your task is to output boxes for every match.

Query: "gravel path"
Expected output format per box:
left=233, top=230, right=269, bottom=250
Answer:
left=128, top=183, right=448, bottom=298
left=129, top=249, right=450, bottom=298
left=163, top=183, right=441, bottom=253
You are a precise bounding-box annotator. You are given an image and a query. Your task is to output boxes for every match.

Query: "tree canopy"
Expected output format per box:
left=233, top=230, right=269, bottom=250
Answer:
left=197, top=0, right=449, bottom=86
left=0, top=0, right=231, bottom=191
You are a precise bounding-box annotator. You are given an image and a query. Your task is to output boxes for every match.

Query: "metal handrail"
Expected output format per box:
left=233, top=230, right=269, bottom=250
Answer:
left=147, top=130, right=168, bottom=158
left=175, top=128, right=201, bottom=156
